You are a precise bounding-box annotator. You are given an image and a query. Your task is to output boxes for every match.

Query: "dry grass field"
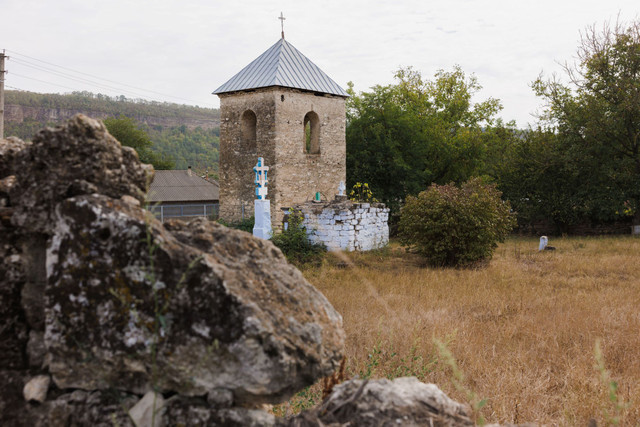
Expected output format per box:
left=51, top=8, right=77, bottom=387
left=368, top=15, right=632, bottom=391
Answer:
left=276, top=236, right=640, bottom=425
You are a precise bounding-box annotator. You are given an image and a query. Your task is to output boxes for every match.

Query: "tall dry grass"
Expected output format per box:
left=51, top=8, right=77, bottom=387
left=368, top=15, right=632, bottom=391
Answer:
left=296, top=236, right=640, bottom=425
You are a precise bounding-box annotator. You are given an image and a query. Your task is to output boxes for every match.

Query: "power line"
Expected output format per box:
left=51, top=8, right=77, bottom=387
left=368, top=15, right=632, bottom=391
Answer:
left=9, top=72, right=216, bottom=113
left=5, top=49, right=217, bottom=107
left=8, top=50, right=170, bottom=95
left=11, top=58, right=168, bottom=102
left=10, top=72, right=83, bottom=92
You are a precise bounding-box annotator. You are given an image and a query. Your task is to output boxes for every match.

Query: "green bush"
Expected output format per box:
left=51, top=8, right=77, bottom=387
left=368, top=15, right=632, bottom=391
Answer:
left=217, top=216, right=255, bottom=233
left=398, top=178, right=515, bottom=267
left=270, top=211, right=326, bottom=266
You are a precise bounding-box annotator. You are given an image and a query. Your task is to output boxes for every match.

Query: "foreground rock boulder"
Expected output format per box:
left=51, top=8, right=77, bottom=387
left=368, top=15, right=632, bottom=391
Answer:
left=9, top=114, right=151, bottom=235
left=0, top=135, right=30, bottom=178
left=46, top=194, right=344, bottom=403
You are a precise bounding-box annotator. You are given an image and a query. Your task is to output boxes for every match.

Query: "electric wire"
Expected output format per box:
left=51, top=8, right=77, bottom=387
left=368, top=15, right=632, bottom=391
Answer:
left=5, top=49, right=217, bottom=107
left=10, top=58, right=167, bottom=102
left=8, top=50, right=183, bottom=97
left=9, top=72, right=80, bottom=92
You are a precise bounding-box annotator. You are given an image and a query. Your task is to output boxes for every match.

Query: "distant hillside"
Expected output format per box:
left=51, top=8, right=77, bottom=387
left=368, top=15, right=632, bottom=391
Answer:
left=4, top=90, right=220, bottom=172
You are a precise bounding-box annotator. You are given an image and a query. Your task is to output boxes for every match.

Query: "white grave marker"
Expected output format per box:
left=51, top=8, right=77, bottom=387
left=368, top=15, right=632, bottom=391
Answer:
left=539, top=236, right=548, bottom=251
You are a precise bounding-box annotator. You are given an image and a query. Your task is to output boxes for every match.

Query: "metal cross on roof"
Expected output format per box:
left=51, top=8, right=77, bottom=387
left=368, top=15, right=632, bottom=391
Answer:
left=254, top=157, right=269, bottom=200
left=279, top=12, right=286, bottom=39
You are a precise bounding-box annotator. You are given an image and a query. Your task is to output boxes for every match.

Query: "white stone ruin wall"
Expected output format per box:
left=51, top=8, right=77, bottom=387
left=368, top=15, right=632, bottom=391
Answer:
left=299, top=202, right=389, bottom=251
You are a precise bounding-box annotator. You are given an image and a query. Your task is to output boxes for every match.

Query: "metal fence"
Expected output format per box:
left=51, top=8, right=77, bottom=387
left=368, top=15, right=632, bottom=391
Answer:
left=147, top=203, right=219, bottom=222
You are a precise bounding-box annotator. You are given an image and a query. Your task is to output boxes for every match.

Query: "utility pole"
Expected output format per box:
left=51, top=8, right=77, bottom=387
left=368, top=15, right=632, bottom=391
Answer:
left=0, top=49, right=7, bottom=139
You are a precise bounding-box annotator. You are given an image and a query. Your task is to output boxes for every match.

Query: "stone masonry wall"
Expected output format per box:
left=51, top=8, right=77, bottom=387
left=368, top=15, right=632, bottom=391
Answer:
left=218, top=90, right=276, bottom=222
left=274, top=89, right=346, bottom=225
left=218, top=87, right=346, bottom=226
left=297, top=199, right=389, bottom=251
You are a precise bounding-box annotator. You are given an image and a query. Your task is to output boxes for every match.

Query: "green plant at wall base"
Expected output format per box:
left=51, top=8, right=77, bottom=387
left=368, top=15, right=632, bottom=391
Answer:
left=594, top=339, right=630, bottom=425
left=270, top=210, right=326, bottom=266
left=217, top=216, right=255, bottom=233
left=349, top=182, right=378, bottom=203
left=399, top=178, right=515, bottom=267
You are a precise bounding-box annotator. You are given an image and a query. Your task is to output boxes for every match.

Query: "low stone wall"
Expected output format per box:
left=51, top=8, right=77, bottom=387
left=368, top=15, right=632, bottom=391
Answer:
left=296, top=197, right=389, bottom=251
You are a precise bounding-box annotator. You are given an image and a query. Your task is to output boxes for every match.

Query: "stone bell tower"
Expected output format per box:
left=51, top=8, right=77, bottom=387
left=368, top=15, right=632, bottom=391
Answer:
left=213, top=36, right=348, bottom=226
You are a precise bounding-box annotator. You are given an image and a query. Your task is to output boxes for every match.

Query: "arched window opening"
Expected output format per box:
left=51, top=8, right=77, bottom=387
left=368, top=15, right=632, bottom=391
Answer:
left=303, top=111, right=320, bottom=154
left=241, top=110, right=257, bottom=150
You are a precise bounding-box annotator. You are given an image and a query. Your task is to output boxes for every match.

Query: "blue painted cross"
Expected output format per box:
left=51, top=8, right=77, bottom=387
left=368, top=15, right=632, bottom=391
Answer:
left=253, top=157, right=269, bottom=200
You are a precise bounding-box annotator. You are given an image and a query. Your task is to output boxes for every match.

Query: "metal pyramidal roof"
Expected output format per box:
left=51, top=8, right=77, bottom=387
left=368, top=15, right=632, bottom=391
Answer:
left=213, top=38, right=348, bottom=97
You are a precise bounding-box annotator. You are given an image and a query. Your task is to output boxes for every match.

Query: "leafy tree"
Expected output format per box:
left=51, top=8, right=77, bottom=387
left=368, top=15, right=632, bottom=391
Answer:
left=398, top=178, right=515, bottom=267
left=148, top=125, right=219, bottom=172
left=103, top=116, right=175, bottom=170
left=346, top=66, right=503, bottom=215
left=532, top=19, right=640, bottom=226
left=495, top=126, right=630, bottom=232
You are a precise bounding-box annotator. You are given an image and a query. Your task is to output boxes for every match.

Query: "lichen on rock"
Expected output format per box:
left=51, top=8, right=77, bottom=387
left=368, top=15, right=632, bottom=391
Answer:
left=8, top=114, right=152, bottom=235
left=46, top=194, right=344, bottom=404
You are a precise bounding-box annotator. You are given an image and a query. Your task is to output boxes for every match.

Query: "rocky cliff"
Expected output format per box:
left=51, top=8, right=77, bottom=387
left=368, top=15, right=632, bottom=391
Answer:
left=5, top=104, right=219, bottom=131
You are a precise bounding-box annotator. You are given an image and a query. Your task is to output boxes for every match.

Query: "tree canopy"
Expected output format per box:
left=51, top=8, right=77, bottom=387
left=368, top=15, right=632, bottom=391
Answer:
left=345, top=19, right=640, bottom=233
left=104, top=116, right=175, bottom=170
left=519, top=20, right=639, bottom=228
left=346, top=66, right=505, bottom=214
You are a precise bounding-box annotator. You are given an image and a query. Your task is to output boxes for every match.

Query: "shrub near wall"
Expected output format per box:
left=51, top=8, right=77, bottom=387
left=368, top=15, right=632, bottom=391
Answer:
left=271, top=211, right=327, bottom=266
left=399, top=178, right=515, bottom=267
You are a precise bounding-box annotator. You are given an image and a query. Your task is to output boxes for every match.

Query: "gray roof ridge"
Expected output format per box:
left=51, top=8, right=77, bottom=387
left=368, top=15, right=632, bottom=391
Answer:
left=282, top=40, right=333, bottom=91
left=213, top=38, right=348, bottom=97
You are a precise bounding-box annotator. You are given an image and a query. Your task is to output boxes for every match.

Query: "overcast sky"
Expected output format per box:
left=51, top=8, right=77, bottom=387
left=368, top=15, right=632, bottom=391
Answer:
left=1, top=0, right=638, bottom=127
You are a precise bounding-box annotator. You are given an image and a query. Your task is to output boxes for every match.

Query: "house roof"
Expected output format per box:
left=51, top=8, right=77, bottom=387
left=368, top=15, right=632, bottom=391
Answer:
left=213, top=38, right=349, bottom=97
left=147, top=170, right=219, bottom=203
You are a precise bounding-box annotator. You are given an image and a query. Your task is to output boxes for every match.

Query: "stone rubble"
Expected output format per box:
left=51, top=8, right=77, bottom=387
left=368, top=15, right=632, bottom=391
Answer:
left=0, top=115, right=505, bottom=426
left=23, top=375, right=51, bottom=403
left=290, top=377, right=474, bottom=427
left=128, top=391, right=165, bottom=427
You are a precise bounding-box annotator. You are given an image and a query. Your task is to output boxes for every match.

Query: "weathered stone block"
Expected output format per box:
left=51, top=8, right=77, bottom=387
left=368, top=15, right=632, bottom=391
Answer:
left=289, top=377, right=472, bottom=426
left=46, top=195, right=344, bottom=404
